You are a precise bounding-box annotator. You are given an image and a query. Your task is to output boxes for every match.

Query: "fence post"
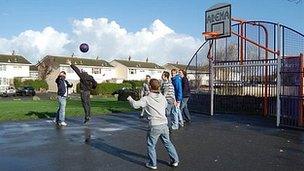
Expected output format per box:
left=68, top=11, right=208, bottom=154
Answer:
left=276, top=23, right=282, bottom=127
left=210, top=60, right=214, bottom=116
left=299, top=53, right=303, bottom=126
left=210, top=40, right=215, bottom=116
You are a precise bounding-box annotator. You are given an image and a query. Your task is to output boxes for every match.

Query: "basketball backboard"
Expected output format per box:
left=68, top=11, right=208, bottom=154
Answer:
left=205, top=3, right=231, bottom=40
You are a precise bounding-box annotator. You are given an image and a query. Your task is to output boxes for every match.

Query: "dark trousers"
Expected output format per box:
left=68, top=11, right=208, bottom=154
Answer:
left=81, top=90, right=91, bottom=119
left=181, top=97, right=191, bottom=122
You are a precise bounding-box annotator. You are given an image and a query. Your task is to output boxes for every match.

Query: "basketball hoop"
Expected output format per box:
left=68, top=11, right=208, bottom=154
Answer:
left=202, top=31, right=220, bottom=40
left=205, top=3, right=231, bottom=40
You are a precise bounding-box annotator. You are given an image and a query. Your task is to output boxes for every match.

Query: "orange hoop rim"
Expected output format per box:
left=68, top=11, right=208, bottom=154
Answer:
left=202, top=31, right=220, bottom=38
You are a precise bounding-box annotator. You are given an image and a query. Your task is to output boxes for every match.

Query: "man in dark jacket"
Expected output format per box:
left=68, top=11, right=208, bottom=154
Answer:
left=54, top=71, right=73, bottom=126
left=68, top=61, right=97, bottom=124
left=179, top=69, right=191, bottom=123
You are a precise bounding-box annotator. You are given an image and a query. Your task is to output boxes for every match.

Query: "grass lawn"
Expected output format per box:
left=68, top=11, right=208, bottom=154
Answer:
left=0, top=97, right=135, bottom=122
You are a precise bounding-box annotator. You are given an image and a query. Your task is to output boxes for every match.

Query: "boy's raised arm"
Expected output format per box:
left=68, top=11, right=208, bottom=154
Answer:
left=127, top=96, right=147, bottom=109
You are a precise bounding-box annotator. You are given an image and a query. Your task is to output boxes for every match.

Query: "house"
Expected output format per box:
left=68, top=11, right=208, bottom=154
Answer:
left=163, top=63, right=210, bottom=86
left=110, top=58, right=165, bottom=81
left=37, top=55, right=114, bottom=92
left=0, top=53, right=31, bottom=92
left=29, top=65, right=39, bottom=79
left=21, top=65, right=39, bottom=81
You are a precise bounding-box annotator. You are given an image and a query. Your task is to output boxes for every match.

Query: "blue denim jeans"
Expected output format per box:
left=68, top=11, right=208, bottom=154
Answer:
left=147, top=124, right=179, bottom=167
left=181, top=97, right=191, bottom=122
left=165, top=102, right=174, bottom=125
left=56, top=96, right=66, bottom=123
left=171, top=106, right=184, bottom=130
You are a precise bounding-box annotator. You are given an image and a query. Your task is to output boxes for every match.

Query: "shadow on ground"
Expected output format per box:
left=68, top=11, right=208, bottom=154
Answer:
left=26, top=111, right=55, bottom=119
left=82, top=127, right=168, bottom=167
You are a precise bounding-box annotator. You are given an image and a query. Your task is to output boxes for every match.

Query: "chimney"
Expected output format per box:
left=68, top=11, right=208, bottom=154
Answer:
left=176, top=61, right=179, bottom=64
left=146, top=57, right=149, bottom=63
left=128, top=56, right=131, bottom=61
left=12, top=50, right=15, bottom=56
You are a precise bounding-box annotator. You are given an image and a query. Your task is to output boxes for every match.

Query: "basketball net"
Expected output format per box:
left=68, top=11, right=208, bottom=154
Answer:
left=202, top=32, right=220, bottom=60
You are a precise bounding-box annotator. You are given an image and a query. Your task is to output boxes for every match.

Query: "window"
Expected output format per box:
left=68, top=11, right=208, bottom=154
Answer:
left=92, top=68, right=101, bottom=74
left=13, top=65, right=21, bottom=69
left=30, top=72, right=38, bottom=78
left=129, top=69, right=136, bottom=74
left=0, top=78, right=8, bottom=85
left=149, top=70, right=156, bottom=74
left=0, top=65, right=6, bottom=71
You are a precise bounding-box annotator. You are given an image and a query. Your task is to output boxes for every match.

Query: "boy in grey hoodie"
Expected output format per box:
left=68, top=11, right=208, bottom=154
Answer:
left=127, top=79, right=179, bottom=170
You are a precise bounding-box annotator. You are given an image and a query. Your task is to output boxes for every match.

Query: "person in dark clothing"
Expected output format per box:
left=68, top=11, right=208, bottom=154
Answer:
left=179, top=69, right=191, bottom=123
left=68, top=61, right=97, bottom=124
left=54, top=71, right=73, bottom=126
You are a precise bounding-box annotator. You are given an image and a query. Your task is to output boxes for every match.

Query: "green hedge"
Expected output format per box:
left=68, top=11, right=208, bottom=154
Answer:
left=22, top=80, right=49, bottom=90
left=76, top=82, right=132, bottom=95
left=123, top=80, right=144, bottom=89
left=14, top=79, right=48, bottom=90
left=13, top=77, right=23, bottom=88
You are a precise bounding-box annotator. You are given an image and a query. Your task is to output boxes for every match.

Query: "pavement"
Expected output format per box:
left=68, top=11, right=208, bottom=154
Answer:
left=0, top=112, right=304, bottom=171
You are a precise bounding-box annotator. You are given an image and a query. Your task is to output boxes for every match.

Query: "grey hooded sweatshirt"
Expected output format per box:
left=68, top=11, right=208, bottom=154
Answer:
left=127, top=92, right=168, bottom=126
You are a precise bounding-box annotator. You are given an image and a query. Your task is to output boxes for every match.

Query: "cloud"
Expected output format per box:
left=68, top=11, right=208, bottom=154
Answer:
left=0, top=27, right=70, bottom=62
left=1, top=12, right=9, bottom=16
left=0, top=18, right=202, bottom=65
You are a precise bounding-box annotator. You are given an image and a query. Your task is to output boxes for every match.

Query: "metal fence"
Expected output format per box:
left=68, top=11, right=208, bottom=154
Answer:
left=214, top=59, right=277, bottom=116
left=187, top=20, right=304, bottom=128
left=280, top=54, right=304, bottom=128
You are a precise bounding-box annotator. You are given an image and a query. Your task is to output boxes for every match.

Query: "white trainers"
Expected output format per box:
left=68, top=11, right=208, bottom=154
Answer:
left=170, top=161, right=179, bottom=167
left=52, top=118, right=57, bottom=124
left=59, top=122, right=67, bottom=126
left=145, top=163, right=157, bottom=170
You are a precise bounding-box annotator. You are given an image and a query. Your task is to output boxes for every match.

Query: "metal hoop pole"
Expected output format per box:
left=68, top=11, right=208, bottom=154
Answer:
left=276, top=23, right=282, bottom=127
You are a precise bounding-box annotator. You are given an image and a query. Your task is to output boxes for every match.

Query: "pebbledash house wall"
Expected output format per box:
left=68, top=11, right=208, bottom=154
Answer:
left=126, top=67, right=163, bottom=80
left=110, top=60, right=165, bottom=81
left=0, top=63, right=30, bottom=92
left=46, top=64, right=115, bottom=93
left=109, top=61, right=128, bottom=82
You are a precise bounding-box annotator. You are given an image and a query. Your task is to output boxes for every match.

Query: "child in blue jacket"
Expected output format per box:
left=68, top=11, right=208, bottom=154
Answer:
left=170, top=69, right=184, bottom=130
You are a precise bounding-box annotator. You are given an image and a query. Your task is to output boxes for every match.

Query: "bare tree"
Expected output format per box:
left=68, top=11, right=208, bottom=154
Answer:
left=38, top=59, right=53, bottom=80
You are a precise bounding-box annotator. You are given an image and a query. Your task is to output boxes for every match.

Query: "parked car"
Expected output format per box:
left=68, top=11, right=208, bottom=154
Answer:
left=17, top=86, right=36, bottom=96
left=1, top=86, right=16, bottom=97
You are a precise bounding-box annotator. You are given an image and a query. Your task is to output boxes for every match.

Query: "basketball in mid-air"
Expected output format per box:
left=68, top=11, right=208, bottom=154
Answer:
left=79, top=43, right=89, bottom=53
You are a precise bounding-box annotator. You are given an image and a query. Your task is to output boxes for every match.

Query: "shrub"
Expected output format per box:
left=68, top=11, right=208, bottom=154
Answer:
left=14, top=79, right=48, bottom=91
left=76, top=82, right=132, bottom=95
left=14, top=77, right=23, bottom=88
left=123, top=80, right=144, bottom=89
left=113, top=88, right=141, bottom=101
